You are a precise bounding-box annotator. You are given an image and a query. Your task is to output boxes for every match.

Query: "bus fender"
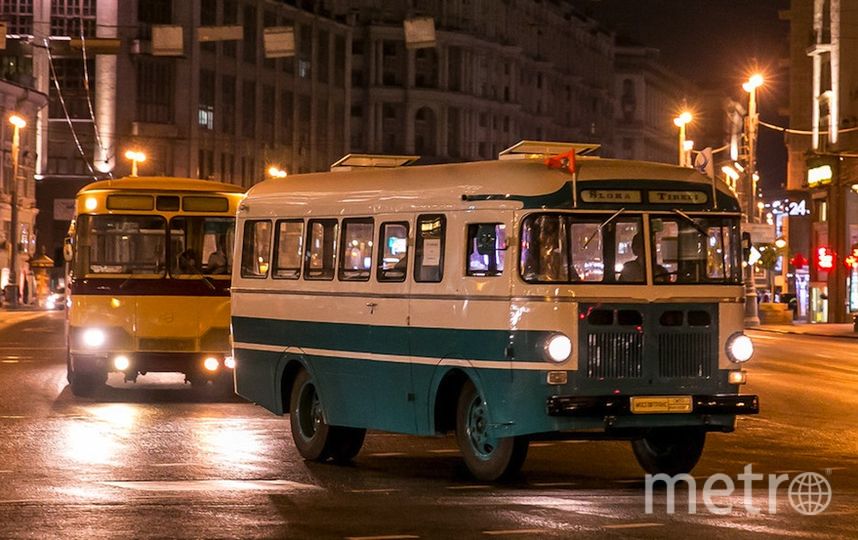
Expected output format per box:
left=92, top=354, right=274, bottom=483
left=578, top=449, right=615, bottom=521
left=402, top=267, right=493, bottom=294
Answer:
left=274, top=347, right=328, bottom=419
left=426, top=363, right=491, bottom=435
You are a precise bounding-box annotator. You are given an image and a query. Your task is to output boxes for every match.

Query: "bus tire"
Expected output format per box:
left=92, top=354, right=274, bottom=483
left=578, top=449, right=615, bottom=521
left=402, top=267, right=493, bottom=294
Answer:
left=455, top=380, right=529, bottom=481
left=289, top=369, right=331, bottom=462
left=326, top=426, right=366, bottom=464
left=631, top=427, right=706, bottom=475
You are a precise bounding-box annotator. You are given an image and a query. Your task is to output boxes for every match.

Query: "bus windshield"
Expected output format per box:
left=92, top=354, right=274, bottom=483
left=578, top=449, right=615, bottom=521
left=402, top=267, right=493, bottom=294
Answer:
left=74, top=215, right=166, bottom=276
left=520, top=213, right=644, bottom=283
left=650, top=215, right=742, bottom=284
left=170, top=216, right=236, bottom=276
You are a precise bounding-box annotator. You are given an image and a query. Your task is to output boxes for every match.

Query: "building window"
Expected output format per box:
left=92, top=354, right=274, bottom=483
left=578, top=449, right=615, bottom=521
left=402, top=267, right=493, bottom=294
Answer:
left=221, top=75, right=236, bottom=134
left=198, top=69, right=215, bottom=130
left=136, top=59, right=174, bottom=123
left=280, top=90, right=293, bottom=145
left=51, top=0, right=97, bottom=36
left=318, top=30, right=329, bottom=84
left=262, top=85, right=275, bottom=141
left=298, top=24, right=312, bottom=79
left=49, top=58, right=94, bottom=119
left=5, top=0, right=34, bottom=35
left=243, top=5, right=257, bottom=63
left=137, top=0, right=171, bottom=38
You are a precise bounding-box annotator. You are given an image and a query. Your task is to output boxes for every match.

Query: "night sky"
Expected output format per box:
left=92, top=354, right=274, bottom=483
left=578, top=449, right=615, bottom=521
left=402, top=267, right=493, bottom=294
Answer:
left=572, top=0, right=790, bottom=192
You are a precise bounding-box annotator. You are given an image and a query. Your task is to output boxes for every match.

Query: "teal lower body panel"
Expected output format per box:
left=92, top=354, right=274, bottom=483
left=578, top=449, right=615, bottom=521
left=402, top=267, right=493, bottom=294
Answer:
left=234, top=348, right=283, bottom=414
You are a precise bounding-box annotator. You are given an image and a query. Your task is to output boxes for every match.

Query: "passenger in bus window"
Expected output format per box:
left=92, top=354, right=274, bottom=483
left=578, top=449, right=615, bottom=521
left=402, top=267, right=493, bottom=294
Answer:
left=207, top=238, right=229, bottom=274
left=178, top=248, right=200, bottom=273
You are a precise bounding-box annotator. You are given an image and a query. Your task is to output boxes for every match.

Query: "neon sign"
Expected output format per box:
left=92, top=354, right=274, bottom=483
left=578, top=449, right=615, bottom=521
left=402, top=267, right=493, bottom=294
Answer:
left=816, top=246, right=835, bottom=272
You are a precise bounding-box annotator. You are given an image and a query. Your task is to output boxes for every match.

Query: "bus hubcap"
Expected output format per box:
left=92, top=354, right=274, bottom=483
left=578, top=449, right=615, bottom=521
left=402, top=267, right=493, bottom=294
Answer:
left=467, top=395, right=497, bottom=459
left=298, top=382, right=322, bottom=439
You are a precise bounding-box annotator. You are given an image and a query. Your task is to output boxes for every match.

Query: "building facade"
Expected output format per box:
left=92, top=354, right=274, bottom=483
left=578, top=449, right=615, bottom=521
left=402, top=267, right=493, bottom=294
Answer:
left=334, top=0, right=616, bottom=161
left=785, top=0, right=858, bottom=323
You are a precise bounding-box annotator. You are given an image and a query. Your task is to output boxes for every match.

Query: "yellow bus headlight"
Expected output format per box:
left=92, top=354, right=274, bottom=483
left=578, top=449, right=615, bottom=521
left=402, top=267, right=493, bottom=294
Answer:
left=203, top=357, right=220, bottom=372
left=82, top=328, right=106, bottom=348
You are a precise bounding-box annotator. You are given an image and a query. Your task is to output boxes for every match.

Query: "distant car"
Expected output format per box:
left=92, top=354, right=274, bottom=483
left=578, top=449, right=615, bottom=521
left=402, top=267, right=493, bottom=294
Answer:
left=45, top=290, right=65, bottom=310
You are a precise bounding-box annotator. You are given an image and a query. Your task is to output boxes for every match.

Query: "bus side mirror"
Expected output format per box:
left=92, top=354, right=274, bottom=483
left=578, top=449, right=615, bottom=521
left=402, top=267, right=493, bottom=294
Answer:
left=63, top=237, right=74, bottom=263
left=476, top=224, right=507, bottom=256
left=741, top=231, right=752, bottom=262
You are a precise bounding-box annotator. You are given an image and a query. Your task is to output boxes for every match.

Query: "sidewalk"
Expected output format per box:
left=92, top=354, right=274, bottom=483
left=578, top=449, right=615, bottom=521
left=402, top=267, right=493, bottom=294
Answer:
left=753, top=322, right=858, bottom=340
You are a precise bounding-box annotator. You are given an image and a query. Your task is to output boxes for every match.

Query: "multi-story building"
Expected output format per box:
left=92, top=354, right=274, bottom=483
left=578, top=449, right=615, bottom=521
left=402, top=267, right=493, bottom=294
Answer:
left=0, top=77, right=48, bottom=296
left=784, top=0, right=858, bottom=323
left=5, top=0, right=351, bottom=262
left=333, top=0, right=616, bottom=161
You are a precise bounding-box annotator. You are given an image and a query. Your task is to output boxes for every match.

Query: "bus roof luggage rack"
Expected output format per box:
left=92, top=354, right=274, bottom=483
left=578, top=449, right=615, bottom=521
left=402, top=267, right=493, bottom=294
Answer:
left=498, top=140, right=601, bottom=160
left=330, top=153, right=421, bottom=172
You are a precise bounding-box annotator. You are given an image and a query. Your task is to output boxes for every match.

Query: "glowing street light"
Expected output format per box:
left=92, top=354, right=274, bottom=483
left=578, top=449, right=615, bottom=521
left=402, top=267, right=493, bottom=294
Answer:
left=124, top=149, right=146, bottom=177
left=6, top=114, right=27, bottom=307
left=673, top=112, right=693, bottom=167
left=267, top=165, right=288, bottom=178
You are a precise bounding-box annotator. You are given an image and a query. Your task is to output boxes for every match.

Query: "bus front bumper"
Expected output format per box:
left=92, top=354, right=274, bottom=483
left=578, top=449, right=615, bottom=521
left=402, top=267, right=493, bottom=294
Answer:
left=546, top=394, right=759, bottom=417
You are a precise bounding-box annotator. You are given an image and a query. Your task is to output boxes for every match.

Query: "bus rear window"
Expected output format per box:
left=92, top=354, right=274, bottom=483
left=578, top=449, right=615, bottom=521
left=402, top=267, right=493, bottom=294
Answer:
left=183, top=196, right=229, bottom=212
left=241, top=220, right=272, bottom=278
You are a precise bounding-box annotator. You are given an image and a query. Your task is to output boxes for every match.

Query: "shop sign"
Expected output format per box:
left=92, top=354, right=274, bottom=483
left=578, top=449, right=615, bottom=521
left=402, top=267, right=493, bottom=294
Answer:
left=816, top=246, right=835, bottom=272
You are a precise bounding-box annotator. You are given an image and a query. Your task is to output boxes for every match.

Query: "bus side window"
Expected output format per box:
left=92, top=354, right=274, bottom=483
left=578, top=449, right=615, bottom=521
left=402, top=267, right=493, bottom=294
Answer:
left=377, top=222, right=409, bottom=282
left=466, top=223, right=506, bottom=277
left=339, top=218, right=374, bottom=281
left=414, top=214, right=445, bottom=283
left=273, top=219, right=304, bottom=279
left=240, top=220, right=272, bottom=278
left=304, top=219, right=338, bottom=280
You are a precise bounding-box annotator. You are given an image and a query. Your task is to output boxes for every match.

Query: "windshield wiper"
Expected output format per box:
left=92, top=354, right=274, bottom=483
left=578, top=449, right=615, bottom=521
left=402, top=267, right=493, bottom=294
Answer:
left=582, top=207, right=625, bottom=249
left=671, top=208, right=708, bottom=236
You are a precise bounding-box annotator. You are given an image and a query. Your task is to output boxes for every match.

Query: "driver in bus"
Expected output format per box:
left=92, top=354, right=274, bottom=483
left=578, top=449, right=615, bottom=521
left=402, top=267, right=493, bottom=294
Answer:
left=619, top=232, right=669, bottom=283
left=206, top=238, right=229, bottom=274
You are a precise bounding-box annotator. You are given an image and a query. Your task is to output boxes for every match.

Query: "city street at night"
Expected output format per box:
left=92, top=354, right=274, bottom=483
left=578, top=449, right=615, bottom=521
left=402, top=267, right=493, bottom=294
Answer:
left=0, top=310, right=856, bottom=539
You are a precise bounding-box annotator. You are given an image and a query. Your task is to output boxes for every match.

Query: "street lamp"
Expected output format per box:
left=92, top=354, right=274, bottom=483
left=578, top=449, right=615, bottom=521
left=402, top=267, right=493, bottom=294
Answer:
left=6, top=114, right=26, bottom=307
left=124, top=150, right=146, bottom=177
left=742, top=73, right=764, bottom=326
left=673, top=111, right=693, bottom=167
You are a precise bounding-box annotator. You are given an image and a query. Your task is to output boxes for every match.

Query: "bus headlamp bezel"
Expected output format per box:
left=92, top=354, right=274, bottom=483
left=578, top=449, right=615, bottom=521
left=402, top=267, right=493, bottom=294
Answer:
left=726, top=332, right=754, bottom=363
left=544, top=333, right=573, bottom=364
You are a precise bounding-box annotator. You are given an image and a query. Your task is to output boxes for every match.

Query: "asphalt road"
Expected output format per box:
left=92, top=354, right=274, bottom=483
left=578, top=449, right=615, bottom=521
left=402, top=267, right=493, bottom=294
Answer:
left=0, top=311, right=856, bottom=539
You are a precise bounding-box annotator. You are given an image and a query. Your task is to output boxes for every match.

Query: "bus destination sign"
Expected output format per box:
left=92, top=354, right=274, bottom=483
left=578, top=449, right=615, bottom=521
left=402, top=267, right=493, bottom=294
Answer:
left=581, top=190, right=642, bottom=203
left=648, top=191, right=708, bottom=204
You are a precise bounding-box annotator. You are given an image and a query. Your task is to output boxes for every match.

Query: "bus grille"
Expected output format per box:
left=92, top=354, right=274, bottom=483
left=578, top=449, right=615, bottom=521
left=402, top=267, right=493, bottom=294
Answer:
left=138, top=338, right=196, bottom=351
left=586, top=332, right=643, bottom=379
left=658, top=333, right=713, bottom=378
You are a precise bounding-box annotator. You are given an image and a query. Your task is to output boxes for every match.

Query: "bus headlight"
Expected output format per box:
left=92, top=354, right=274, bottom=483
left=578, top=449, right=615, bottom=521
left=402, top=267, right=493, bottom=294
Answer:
left=113, top=355, right=130, bottom=371
left=82, top=328, right=106, bottom=348
left=726, top=333, right=754, bottom=363
left=203, top=357, right=220, bottom=372
left=224, top=356, right=236, bottom=369
left=544, top=333, right=572, bottom=363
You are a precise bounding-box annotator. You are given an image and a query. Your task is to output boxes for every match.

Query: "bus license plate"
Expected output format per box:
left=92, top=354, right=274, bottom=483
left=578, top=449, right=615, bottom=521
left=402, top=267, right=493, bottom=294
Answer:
left=630, top=396, right=693, bottom=414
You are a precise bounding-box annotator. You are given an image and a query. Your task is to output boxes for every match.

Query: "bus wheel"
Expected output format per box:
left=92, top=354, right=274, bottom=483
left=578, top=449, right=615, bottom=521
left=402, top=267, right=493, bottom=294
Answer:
left=289, top=369, right=331, bottom=461
left=631, top=427, right=706, bottom=475
left=455, top=381, right=528, bottom=481
left=326, top=427, right=366, bottom=464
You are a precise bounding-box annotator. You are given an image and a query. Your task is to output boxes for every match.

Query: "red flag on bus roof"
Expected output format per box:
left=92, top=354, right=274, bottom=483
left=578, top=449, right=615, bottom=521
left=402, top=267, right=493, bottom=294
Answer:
left=545, top=149, right=576, bottom=175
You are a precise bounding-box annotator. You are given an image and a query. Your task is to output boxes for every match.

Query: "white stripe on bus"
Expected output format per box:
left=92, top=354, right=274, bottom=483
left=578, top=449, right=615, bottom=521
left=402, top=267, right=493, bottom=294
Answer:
left=232, top=342, right=566, bottom=371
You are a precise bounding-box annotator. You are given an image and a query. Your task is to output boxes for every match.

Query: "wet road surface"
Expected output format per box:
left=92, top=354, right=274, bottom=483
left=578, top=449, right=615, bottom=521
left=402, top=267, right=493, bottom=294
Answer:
left=0, top=311, right=856, bottom=538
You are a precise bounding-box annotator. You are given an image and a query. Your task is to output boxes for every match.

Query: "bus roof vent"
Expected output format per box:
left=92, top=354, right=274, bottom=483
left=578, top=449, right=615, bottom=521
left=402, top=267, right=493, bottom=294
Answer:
left=498, top=140, right=601, bottom=160
left=330, top=153, right=420, bottom=172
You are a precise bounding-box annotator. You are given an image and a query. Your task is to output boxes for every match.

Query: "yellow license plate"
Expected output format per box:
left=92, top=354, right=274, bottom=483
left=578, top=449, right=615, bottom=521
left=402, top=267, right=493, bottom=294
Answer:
left=630, top=395, right=693, bottom=414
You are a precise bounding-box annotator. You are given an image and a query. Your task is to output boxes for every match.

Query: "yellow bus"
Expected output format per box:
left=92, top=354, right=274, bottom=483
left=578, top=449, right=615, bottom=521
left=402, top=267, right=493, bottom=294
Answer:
left=64, top=176, right=245, bottom=396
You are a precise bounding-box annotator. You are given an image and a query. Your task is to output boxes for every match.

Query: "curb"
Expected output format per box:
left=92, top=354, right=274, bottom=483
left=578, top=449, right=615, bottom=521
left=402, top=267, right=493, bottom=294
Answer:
left=750, top=327, right=858, bottom=340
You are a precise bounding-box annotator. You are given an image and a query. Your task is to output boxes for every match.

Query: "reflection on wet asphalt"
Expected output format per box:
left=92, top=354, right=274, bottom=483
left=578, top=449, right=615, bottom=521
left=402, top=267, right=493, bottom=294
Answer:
left=0, top=312, right=856, bottom=538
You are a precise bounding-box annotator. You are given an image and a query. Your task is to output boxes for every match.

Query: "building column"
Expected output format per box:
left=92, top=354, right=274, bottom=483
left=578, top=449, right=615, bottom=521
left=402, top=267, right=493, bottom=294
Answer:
left=93, top=0, right=118, bottom=174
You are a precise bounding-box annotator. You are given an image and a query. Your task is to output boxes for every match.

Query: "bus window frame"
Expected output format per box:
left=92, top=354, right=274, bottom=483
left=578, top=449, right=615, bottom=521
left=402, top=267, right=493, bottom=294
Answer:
left=304, top=218, right=339, bottom=281
left=272, top=218, right=305, bottom=280
left=414, top=214, right=446, bottom=283
left=240, top=219, right=273, bottom=279
left=338, top=217, right=374, bottom=282
left=377, top=221, right=410, bottom=283
left=74, top=213, right=168, bottom=278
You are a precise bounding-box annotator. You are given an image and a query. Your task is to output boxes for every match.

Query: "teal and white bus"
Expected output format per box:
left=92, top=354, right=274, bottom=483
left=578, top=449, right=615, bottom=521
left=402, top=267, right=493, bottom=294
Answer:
left=231, top=142, right=759, bottom=480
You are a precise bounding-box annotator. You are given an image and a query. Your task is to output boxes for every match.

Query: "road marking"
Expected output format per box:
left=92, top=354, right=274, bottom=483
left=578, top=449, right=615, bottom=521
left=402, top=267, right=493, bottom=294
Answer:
left=345, top=535, right=419, bottom=540
left=531, top=482, right=575, bottom=487
left=0, top=416, right=27, bottom=419
left=529, top=442, right=554, bottom=448
left=427, top=449, right=458, bottom=454
left=349, top=488, right=400, bottom=494
left=483, top=529, right=546, bottom=536
left=367, top=452, right=407, bottom=458
left=151, top=463, right=208, bottom=468
left=0, top=347, right=65, bottom=351
left=102, top=479, right=320, bottom=492
left=603, top=523, right=663, bottom=530
left=446, top=485, right=491, bottom=490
